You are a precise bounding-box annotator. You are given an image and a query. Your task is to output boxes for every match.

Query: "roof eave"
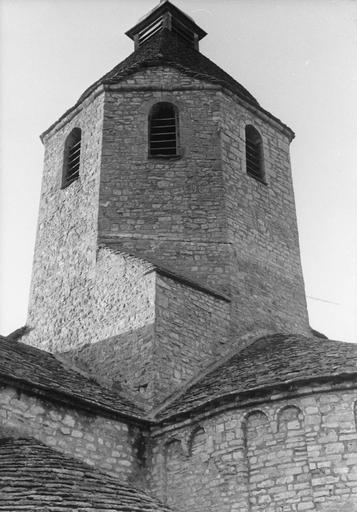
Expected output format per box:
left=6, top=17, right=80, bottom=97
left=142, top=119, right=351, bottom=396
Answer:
left=155, top=372, right=357, bottom=424
left=125, top=1, right=207, bottom=41
left=40, top=66, right=294, bottom=144
left=0, top=371, right=151, bottom=427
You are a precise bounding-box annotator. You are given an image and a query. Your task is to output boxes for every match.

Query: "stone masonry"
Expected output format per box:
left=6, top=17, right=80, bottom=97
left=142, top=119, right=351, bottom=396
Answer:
left=25, top=61, right=309, bottom=403
left=2, top=363, right=357, bottom=511
left=149, top=385, right=357, bottom=512
left=0, top=385, right=138, bottom=481
left=8, top=3, right=356, bottom=511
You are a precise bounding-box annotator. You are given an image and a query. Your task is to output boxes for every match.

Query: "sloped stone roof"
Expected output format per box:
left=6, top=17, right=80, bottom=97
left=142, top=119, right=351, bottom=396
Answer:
left=0, top=336, right=145, bottom=422
left=2, top=333, right=356, bottom=424
left=0, top=437, right=173, bottom=511
left=77, top=28, right=259, bottom=107
left=43, top=28, right=293, bottom=141
left=157, top=334, right=357, bottom=420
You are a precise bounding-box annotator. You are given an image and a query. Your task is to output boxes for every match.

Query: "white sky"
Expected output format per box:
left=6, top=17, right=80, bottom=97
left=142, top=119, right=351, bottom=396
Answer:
left=0, top=0, right=356, bottom=341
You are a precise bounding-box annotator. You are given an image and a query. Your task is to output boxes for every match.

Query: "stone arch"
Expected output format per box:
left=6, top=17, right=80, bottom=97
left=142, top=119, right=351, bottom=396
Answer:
left=277, top=404, right=304, bottom=432
left=244, top=407, right=315, bottom=511
left=164, top=438, right=185, bottom=506
left=164, top=437, right=183, bottom=460
left=275, top=405, right=313, bottom=511
left=188, top=426, right=206, bottom=457
left=163, top=423, right=227, bottom=512
left=140, top=94, right=184, bottom=118
left=244, top=410, right=274, bottom=511
left=243, top=409, right=271, bottom=448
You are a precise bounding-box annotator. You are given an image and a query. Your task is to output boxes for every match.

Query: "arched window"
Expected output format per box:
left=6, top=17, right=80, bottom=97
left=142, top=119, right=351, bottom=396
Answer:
left=62, top=128, right=82, bottom=188
left=245, top=125, right=265, bottom=182
left=149, top=102, right=178, bottom=157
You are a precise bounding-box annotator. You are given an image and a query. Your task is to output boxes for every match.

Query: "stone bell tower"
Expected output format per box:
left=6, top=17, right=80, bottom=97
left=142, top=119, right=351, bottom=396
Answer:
left=25, top=1, right=310, bottom=406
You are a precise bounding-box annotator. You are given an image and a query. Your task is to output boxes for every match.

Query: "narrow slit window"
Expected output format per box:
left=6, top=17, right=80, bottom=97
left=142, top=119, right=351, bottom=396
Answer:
left=245, top=125, right=265, bottom=182
left=149, top=102, right=178, bottom=157
left=62, top=128, right=82, bottom=188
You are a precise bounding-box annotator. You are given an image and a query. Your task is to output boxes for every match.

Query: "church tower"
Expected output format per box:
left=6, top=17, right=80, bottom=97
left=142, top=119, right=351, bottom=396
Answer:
left=25, top=1, right=310, bottom=405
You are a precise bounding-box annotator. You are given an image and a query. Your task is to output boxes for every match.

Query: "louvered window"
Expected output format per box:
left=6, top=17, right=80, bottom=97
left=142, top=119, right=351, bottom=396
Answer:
left=138, top=16, right=163, bottom=47
left=171, top=18, right=195, bottom=48
left=245, top=125, right=265, bottom=182
left=62, top=128, right=81, bottom=188
left=149, top=102, right=178, bottom=157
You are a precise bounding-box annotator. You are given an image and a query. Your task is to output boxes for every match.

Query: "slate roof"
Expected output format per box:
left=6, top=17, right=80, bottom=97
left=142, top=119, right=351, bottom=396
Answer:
left=2, top=333, right=356, bottom=425
left=77, top=28, right=259, bottom=108
left=157, top=334, right=357, bottom=420
left=41, top=14, right=296, bottom=141
left=43, top=28, right=294, bottom=141
left=0, top=336, right=145, bottom=422
left=0, top=437, right=173, bottom=511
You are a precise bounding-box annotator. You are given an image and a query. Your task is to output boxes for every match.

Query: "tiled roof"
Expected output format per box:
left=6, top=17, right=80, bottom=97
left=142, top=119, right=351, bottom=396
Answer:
left=157, top=334, right=357, bottom=420
left=0, top=336, right=145, bottom=421
left=77, top=29, right=259, bottom=107
left=0, top=437, right=173, bottom=511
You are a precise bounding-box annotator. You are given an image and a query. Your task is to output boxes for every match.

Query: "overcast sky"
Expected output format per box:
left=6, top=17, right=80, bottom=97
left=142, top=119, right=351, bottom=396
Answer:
left=1, top=0, right=357, bottom=341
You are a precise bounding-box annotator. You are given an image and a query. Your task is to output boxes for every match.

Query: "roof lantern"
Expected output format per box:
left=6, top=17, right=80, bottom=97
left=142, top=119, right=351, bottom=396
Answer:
left=126, top=0, right=207, bottom=51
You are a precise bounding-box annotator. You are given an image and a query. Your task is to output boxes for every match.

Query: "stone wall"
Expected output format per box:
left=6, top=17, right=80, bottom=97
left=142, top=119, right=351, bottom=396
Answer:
left=25, top=70, right=233, bottom=402
left=26, top=63, right=310, bottom=406
left=44, top=247, right=230, bottom=406
left=0, top=385, right=140, bottom=481
left=99, top=67, right=230, bottom=296
left=153, top=274, right=231, bottom=404
left=26, top=87, right=157, bottom=358
left=27, top=242, right=157, bottom=391
left=62, top=267, right=231, bottom=406
left=220, top=91, right=310, bottom=338
left=98, top=65, right=309, bottom=342
left=57, top=247, right=157, bottom=399
left=26, top=94, right=105, bottom=353
left=149, top=386, right=357, bottom=511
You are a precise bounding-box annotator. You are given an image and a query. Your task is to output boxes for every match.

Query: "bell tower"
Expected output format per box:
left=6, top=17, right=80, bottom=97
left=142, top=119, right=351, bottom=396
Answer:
left=25, top=1, right=310, bottom=406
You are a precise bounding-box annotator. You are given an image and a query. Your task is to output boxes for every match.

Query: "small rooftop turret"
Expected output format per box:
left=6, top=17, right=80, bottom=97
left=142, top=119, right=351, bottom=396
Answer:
left=126, top=0, right=207, bottom=50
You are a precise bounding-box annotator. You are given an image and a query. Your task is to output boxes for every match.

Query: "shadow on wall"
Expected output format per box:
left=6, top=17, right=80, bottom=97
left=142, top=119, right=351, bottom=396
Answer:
left=57, top=323, right=155, bottom=401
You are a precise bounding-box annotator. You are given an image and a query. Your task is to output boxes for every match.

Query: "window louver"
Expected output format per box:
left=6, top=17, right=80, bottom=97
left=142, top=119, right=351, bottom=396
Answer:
left=171, top=18, right=195, bottom=48
left=62, top=128, right=81, bottom=188
left=245, top=125, right=264, bottom=182
left=138, top=16, right=163, bottom=47
left=149, top=103, right=178, bottom=157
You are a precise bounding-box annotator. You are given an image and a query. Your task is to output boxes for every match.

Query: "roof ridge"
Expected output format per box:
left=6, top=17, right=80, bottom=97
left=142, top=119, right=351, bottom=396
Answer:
left=0, top=335, right=147, bottom=422
left=155, top=333, right=357, bottom=421
left=100, top=241, right=230, bottom=302
left=42, top=29, right=295, bottom=142
left=150, top=330, right=271, bottom=419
